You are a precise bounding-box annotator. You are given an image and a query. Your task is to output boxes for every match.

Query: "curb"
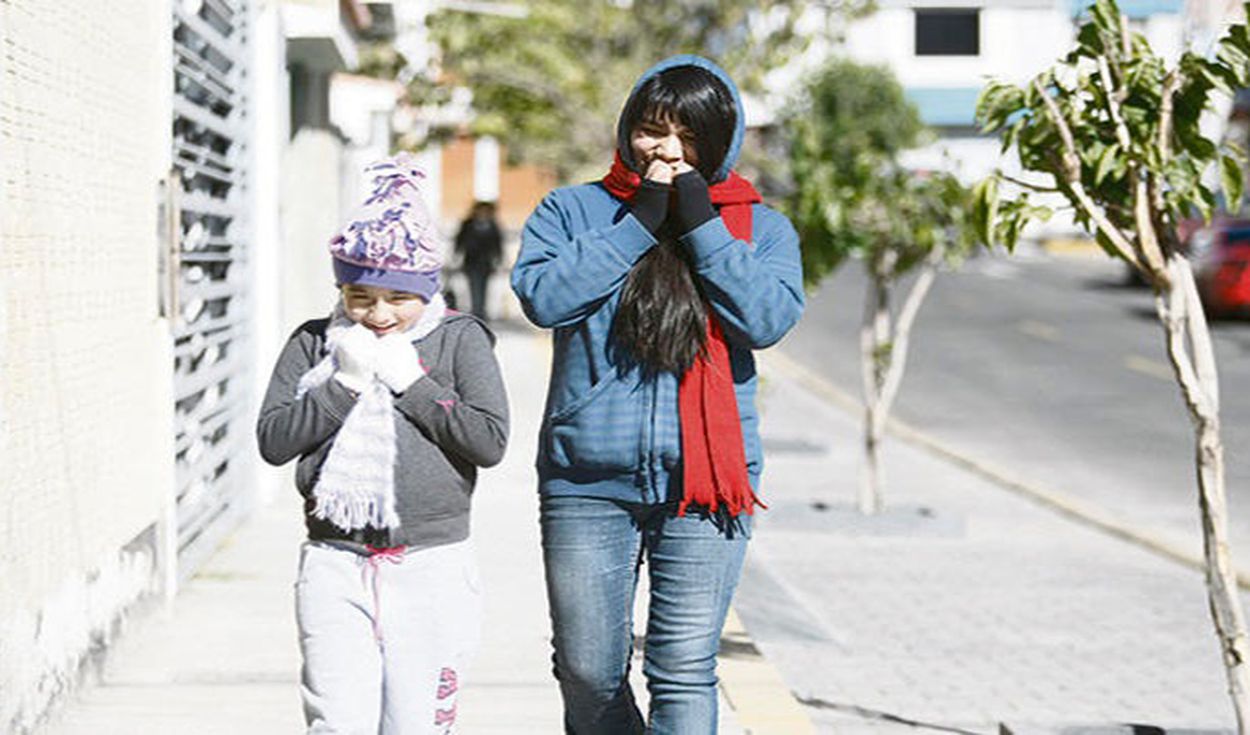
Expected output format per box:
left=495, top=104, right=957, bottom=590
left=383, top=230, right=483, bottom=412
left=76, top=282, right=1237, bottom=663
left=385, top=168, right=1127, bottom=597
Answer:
left=719, top=609, right=817, bottom=734
left=759, top=347, right=1250, bottom=590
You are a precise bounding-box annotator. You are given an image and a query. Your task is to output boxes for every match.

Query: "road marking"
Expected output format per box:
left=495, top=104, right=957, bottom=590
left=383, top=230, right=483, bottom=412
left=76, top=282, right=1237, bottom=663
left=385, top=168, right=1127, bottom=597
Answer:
left=1042, top=237, right=1102, bottom=258
left=1124, top=354, right=1172, bottom=382
left=1016, top=320, right=1061, bottom=342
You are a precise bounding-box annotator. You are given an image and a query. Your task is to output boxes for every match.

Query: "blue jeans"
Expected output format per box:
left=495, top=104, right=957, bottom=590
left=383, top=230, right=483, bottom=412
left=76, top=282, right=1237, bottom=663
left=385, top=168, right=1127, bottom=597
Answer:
left=540, top=495, right=751, bottom=734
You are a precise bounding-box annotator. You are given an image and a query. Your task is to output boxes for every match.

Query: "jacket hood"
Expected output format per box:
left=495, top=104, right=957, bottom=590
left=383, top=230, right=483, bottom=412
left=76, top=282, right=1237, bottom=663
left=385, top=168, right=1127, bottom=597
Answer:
left=615, top=55, right=745, bottom=184
left=441, top=310, right=497, bottom=346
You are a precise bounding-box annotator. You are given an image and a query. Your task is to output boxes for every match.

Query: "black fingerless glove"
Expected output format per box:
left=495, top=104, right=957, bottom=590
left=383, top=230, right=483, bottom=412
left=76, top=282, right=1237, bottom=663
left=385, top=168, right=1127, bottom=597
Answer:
left=629, top=179, right=672, bottom=235
left=672, top=170, right=717, bottom=235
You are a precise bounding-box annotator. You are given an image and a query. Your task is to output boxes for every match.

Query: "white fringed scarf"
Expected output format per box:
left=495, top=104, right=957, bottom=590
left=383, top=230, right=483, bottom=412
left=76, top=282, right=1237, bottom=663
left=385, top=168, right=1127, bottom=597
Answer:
left=295, top=293, right=447, bottom=532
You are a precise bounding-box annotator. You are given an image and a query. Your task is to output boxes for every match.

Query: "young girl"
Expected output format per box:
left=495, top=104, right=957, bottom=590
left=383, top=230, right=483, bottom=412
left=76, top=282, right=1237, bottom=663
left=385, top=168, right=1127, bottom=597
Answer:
left=512, top=56, right=804, bottom=732
left=257, top=154, right=509, bottom=734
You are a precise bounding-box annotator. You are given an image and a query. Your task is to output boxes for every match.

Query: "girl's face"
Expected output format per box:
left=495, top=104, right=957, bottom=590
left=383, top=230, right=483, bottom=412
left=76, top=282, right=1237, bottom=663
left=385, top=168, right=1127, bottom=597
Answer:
left=630, top=115, right=698, bottom=174
left=340, top=284, right=426, bottom=336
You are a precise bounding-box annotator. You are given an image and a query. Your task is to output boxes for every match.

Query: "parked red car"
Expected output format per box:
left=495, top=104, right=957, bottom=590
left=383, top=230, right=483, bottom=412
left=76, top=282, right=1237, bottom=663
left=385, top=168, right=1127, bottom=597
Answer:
left=1186, top=219, right=1250, bottom=317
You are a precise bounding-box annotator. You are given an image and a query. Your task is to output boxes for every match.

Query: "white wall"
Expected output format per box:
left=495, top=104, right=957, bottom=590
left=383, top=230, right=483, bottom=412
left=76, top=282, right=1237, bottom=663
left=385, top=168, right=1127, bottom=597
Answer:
left=0, top=2, right=176, bottom=729
left=250, top=0, right=294, bottom=506
left=833, top=1, right=1183, bottom=238
left=843, top=4, right=1071, bottom=88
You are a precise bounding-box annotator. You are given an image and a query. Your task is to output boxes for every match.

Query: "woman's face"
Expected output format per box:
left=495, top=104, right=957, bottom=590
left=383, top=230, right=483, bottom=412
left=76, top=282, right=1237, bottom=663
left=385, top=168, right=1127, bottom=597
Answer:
left=630, top=114, right=698, bottom=178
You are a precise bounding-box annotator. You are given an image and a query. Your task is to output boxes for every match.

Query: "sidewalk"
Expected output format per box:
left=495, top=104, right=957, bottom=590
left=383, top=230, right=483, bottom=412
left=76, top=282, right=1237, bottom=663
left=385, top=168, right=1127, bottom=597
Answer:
left=734, top=348, right=1243, bottom=733
left=41, top=323, right=799, bottom=734
left=42, top=308, right=1238, bottom=734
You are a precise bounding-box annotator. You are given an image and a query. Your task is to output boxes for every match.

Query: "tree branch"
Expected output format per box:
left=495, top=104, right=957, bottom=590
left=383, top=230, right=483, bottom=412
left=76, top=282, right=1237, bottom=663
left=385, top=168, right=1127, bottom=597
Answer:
left=1098, top=55, right=1133, bottom=150
left=1095, top=54, right=1169, bottom=285
left=1156, top=70, right=1180, bottom=209
left=1032, top=78, right=1140, bottom=264
left=877, top=244, right=943, bottom=425
left=1151, top=70, right=1183, bottom=257
left=1033, top=78, right=1081, bottom=179
left=1101, top=55, right=1168, bottom=284
left=999, top=173, right=1060, bottom=193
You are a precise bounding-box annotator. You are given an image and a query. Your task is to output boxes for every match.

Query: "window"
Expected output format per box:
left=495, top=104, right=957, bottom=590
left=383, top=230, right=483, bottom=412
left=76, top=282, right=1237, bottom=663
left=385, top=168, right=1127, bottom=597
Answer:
left=915, top=9, right=980, bottom=56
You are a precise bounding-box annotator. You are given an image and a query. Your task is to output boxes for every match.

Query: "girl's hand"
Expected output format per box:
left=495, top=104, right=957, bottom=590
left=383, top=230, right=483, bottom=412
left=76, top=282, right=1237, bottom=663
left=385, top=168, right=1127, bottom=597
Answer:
left=671, top=160, right=695, bottom=177
left=374, top=334, right=425, bottom=394
left=333, top=324, right=379, bottom=393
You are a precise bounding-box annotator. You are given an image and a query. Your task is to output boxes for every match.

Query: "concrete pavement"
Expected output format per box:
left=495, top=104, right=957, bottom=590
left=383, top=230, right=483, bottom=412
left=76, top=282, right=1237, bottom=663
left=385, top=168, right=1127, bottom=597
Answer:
left=39, top=322, right=806, bottom=734
left=38, top=275, right=1246, bottom=734
left=733, top=345, right=1243, bottom=733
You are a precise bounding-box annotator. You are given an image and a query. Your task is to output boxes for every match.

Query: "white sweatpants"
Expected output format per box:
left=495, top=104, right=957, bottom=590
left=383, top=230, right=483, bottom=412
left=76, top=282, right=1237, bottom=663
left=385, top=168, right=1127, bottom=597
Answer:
left=295, top=539, right=482, bottom=734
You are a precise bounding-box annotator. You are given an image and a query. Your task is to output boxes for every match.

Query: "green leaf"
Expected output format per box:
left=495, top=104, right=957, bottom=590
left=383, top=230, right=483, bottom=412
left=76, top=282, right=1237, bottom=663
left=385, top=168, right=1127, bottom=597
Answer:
left=1076, top=20, right=1106, bottom=56
left=1091, top=0, right=1122, bottom=36
left=1222, top=154, right=1244, bottom=215
left=1197, top=184, right=1218, bottom=222
left=972, top=176, right=999, bottom=246
left=1094, top=230, right=1126, bottom=260
left=1176, top=121, right=1218, bottom=160
left=1024, top=203, right=1055, bottom=223
left=975, top=82, right=1024, bottom=132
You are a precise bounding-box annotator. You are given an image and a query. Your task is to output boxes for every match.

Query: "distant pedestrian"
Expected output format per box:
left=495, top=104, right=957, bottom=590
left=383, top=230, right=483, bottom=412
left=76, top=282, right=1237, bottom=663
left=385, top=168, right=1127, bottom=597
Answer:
left=256, top=153, right=509, bottom=734
left=512, top=55, right=804, bottom=733
left=454, top=200, right=504, bottom=320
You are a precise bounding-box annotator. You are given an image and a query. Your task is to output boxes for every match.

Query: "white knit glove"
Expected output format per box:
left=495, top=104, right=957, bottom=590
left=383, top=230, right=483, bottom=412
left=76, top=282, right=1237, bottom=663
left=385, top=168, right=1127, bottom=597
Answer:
left=374, top=333, right=425, bottom=394
left=333, top=324, right=379, bottom=394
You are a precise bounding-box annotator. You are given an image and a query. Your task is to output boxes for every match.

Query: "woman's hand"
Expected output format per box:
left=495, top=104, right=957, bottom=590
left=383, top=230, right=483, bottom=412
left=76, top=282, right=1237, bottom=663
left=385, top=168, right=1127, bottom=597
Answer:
left=632, top=162, right=675, bottom=235
left=644, top=159, right=678, bottom=185
left=644, top=159, right=695, bottom=184
left=671, top=170, right=717, bottom=235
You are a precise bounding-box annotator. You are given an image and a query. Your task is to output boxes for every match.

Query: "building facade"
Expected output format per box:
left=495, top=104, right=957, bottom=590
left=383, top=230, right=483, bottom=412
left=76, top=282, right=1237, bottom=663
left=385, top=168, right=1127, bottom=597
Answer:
left=0, top=0, right=389, bottom=729
left=839, top=0, right=1185, bottom=180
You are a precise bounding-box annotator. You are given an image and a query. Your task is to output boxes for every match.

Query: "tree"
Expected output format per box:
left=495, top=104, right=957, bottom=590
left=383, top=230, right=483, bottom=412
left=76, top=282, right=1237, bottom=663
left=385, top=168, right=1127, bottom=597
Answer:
left=420, top=0, right=874, bottom=182
left=975, top=0, right=1250, bottom=726
left=785, top=60, right=982, bottom=514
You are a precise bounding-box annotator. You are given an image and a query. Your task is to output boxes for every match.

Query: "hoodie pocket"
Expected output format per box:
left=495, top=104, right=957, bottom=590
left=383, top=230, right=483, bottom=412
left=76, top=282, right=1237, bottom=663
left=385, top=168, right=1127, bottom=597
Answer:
left=544, top=374, right=645, bottom=472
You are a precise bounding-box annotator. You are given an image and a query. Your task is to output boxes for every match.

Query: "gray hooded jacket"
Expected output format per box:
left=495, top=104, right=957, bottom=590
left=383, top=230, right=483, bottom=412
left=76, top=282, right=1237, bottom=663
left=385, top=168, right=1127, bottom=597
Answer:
left=256, top=313, right=509, bottom=550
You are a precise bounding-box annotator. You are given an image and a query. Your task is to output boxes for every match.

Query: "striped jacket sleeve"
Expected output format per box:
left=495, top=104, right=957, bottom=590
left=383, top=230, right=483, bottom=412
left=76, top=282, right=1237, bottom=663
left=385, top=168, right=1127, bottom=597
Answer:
left=511, top=190, right=657, bottom=328
left=680, top=206, right=805, bottom=349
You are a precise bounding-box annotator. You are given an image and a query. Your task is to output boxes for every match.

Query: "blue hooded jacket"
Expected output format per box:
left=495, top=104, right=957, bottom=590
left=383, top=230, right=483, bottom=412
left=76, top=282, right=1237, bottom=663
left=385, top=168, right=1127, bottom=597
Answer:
left=511, top=55, right=805, bottom=505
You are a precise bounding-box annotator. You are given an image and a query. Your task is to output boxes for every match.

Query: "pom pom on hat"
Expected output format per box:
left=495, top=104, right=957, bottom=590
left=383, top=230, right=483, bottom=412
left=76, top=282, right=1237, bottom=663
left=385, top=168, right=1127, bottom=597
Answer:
left=329, top=152, right=444, bottom=299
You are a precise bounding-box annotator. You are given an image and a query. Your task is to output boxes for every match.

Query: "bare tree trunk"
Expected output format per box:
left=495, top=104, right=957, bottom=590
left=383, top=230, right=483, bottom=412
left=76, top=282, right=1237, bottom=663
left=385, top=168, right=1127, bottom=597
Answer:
left=1156, top=256, right=1250, bottom=731
left=859, top=261, right=891, bottom=515
left=857, top=249, right=943, bottom=515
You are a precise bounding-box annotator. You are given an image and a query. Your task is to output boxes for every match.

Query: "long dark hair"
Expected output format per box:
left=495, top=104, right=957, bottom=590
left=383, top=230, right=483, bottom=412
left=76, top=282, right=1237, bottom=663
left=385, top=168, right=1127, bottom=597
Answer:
left=613, top=65, right=736, bottom=375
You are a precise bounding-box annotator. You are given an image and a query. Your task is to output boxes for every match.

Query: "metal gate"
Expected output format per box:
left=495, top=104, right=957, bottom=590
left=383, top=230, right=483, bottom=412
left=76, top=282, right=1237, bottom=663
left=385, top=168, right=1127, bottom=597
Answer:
left=168, top=0, right=252, bottom=578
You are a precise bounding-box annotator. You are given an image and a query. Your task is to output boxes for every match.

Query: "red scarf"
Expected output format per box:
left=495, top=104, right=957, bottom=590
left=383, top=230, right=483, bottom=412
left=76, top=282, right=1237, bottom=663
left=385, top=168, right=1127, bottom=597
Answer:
left=603, top=153, right=765, bottom=517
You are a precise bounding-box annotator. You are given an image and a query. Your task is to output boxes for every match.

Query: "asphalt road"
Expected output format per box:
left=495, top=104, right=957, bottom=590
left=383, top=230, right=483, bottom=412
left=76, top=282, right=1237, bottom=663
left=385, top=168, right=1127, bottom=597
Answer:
left=774, top=248, right=1250, bottom=556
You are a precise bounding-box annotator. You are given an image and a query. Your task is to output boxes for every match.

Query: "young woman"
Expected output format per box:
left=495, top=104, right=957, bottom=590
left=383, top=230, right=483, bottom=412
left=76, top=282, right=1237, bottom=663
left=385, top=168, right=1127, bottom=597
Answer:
left=511, top=55, right=804, bottom=733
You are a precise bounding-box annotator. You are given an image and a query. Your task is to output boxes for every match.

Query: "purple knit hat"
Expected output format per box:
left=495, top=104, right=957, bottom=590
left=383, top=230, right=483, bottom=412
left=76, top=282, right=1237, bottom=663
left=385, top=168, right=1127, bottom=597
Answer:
left=329, top=153, right=444, bottom=299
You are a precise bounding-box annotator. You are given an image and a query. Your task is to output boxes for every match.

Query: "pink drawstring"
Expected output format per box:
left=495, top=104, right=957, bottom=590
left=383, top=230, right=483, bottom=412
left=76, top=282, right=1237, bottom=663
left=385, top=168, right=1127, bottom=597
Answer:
left=361, top=545, right=407, bottom=645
